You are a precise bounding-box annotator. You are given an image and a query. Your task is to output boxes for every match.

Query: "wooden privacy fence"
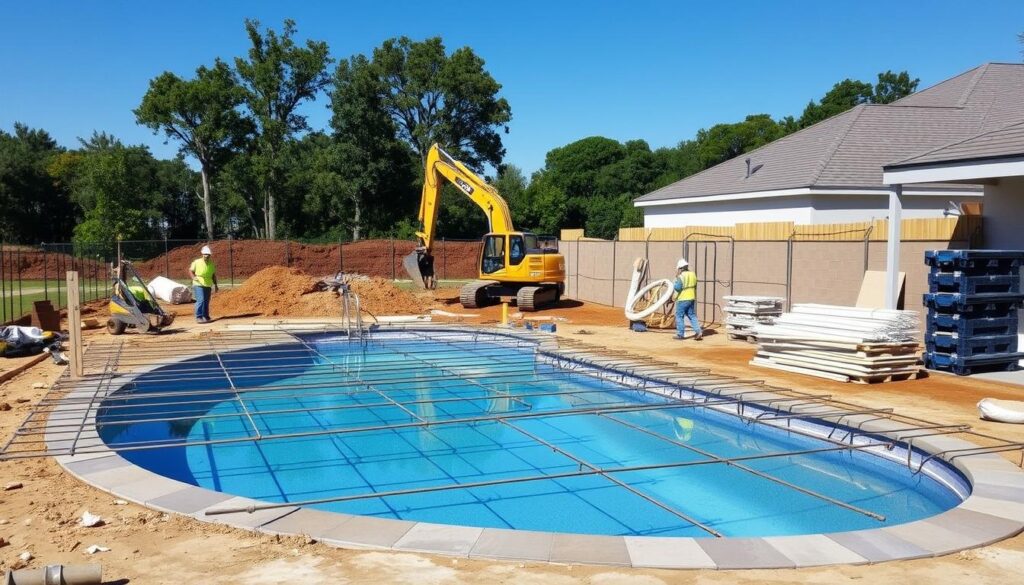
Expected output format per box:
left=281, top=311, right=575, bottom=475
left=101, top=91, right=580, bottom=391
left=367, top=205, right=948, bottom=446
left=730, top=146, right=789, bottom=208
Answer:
left=605, top=216, right=982, bottom=242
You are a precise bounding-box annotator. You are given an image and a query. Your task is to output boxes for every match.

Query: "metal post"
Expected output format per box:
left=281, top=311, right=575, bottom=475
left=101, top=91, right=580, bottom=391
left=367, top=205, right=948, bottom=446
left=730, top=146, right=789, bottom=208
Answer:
left=228, top=237, right=235, bottom=288
left=611, top=239, right=617, bottom=307
left=17, top=248, right=23, bottom=319
left=43, top=245, right=48, bottom=302
left=164, top=236, right=169, bottom=277
left=66, top=271, right=83, bottom=379
left=885, top=184, right=903, bottom=310
left=339, top=235, right=344, bottom=273
left=55, top=246, right=62, bottom=311
left=0, top=243, right=6, bottom=323
left=441, top=238, right=447, bottom=281
left=786, top=235, right=794, bottom=311
left=390, top=238, right=396, bottom=280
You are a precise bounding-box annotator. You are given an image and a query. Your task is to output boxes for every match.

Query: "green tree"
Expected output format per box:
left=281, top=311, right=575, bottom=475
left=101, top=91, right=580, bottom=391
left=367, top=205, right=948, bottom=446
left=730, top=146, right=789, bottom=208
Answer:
left=155, top=157, right=203, bottom=239
left=57, top=133, right=168, bottom=246
left=695, top=114, right=785, bottom=169
left=799, top=71, right=918, bottom=127
left=514, top=171, right=567, bottom=235
left=798, top=79, right=874, bottom=128
left=135, top=59, right=251, bottom=239
left=370, top=36, right=512, bottom=170
left=873, top=70, right=920, bottom=104
left=493, top=164, right=527, bottom=206
left=0, top=124, right=75, bottom=243
left=328, top=54, right=418, bottom=240
left=234, top=18, right=332, bottom=239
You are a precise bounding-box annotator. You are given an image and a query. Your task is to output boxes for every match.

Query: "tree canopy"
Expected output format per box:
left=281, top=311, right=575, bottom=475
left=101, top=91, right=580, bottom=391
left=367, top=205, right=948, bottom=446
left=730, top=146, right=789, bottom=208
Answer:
left=135, top=59, right=251, bottom=240
left=0, top=16, right=925, bottom=247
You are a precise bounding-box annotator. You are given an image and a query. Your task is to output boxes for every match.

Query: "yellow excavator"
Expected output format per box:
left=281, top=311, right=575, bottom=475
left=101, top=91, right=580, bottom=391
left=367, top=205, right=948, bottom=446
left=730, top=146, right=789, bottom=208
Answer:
left=403, top=144, right=565, bottom=311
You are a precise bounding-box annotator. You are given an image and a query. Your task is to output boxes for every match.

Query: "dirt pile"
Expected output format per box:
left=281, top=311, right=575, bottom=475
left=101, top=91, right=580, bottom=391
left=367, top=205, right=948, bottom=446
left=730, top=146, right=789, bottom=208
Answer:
left=1, top=250, right=105, bottom=280
left=211, top=266, right=427, bottom=317
left=133, top=239, right=482, bottom=282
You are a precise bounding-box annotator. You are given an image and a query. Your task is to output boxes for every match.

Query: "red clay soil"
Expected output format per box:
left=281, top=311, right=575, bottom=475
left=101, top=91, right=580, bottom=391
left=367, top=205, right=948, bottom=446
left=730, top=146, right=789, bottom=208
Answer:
left=210, top=266, right=427, bottom=318
left=133, top=239, right=483, bottom=282
left=1, top=251, right=105, bottom=280
left=430, top=288, right=627, bottom=326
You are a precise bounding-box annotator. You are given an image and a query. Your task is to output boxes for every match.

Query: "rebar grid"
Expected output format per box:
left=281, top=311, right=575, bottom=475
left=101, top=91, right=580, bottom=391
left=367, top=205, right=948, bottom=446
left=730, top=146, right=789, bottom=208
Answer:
left=3, top=323, right=1023, bottom=531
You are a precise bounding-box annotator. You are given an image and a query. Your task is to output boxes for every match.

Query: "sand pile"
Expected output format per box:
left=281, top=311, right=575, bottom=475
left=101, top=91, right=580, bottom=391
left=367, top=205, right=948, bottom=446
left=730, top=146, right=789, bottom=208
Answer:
left=211, top=266, right=427, bottom=317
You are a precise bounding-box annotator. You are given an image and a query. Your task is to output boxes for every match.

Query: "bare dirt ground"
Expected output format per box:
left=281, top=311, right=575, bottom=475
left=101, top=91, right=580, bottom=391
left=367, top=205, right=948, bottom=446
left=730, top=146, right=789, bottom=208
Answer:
left=3, top=295, right=1024, bottom=584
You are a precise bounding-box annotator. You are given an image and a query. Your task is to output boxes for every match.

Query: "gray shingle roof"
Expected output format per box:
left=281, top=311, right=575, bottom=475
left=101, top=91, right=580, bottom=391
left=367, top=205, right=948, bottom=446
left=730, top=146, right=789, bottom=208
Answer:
left=636, top=63, right=1024, bottom=204
left=887, top=120, right=1024, bottom=168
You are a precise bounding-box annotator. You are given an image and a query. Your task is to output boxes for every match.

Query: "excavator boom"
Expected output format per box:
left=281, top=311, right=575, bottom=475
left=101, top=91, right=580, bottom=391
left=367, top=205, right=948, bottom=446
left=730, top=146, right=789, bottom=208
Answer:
left=405, top=144, right=515, bottom=288
left=402, top=143, right=565, bottom=311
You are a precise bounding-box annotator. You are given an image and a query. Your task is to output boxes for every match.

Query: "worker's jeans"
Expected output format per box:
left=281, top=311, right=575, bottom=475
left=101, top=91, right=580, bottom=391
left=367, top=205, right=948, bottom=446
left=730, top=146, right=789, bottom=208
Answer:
left=675, top=300, right=701, bottom=338
left=193, top=286, right=211, bottom=320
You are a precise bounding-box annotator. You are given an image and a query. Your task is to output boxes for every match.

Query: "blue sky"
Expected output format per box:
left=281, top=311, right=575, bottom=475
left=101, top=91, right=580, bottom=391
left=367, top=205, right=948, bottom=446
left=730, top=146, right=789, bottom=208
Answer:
left=2, top=1, right=1022, bottom=175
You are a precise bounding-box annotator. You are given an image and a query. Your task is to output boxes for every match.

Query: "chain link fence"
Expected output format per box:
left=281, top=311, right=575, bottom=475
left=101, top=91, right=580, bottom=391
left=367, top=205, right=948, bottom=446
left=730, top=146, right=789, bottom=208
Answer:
left=1, top=238, right=482, bottom=324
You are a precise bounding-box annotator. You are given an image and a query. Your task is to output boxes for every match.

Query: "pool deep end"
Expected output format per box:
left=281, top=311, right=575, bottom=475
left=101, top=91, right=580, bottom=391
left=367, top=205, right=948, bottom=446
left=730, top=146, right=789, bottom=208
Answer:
left=98, top=330, right=968, bottom=538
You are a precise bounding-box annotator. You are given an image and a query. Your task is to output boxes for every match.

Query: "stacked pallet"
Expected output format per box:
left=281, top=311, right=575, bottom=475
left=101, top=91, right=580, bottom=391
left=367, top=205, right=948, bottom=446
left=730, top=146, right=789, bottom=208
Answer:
left=749, top=304, right=923, bottom=383
left=923, top=250, right=1024, bottom=376
left=724, top=296, right=784, bottom=342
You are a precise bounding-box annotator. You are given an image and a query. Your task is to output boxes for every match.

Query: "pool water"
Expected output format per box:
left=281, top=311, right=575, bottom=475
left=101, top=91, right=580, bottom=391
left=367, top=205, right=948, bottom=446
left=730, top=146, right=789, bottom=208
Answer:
left=99, top=331, right=965, bottom=537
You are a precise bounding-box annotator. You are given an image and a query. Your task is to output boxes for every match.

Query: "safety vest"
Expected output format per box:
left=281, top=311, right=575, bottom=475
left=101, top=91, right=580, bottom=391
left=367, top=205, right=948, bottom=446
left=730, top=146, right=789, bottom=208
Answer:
left=190, top=258, right=216, bottom=287
left=674, top=271, right=697, bottom=302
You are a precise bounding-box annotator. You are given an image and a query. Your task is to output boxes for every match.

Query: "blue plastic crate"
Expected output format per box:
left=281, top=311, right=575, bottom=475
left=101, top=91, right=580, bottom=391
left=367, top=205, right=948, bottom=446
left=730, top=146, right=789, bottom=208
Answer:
left=926, top=250, right=1024, bottom=275
left=926, top=333, right=1018, bottom=357
left=923, top=292, right=1024, bottom=313
left=928, top=272, right=1021, bottom=295
left=926, top=313, right=1018, bottom=337
left=924, top=351, right=1024, bottom=376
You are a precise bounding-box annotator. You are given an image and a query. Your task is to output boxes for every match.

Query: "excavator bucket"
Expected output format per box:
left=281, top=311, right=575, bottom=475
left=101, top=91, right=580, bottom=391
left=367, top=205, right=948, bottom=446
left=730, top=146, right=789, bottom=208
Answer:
left=402, top=250, right=436, bottom=289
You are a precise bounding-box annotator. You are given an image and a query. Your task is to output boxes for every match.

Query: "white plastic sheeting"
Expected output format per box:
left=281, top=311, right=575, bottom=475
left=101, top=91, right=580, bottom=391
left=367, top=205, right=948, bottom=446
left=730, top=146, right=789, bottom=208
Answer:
left=147, top=276, right=193, bottom=304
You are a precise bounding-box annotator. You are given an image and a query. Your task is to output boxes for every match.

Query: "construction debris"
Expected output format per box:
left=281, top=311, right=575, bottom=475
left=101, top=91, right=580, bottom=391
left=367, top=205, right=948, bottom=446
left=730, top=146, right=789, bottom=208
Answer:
left=750, top=304, right=923, bottom=383
left=4, top=482, right=23, bottom=491
left=724, top=296, right=784, bottom=342
left=85, top=544, right=110, bottom=554
left=80, top=511, right=103, bottom=527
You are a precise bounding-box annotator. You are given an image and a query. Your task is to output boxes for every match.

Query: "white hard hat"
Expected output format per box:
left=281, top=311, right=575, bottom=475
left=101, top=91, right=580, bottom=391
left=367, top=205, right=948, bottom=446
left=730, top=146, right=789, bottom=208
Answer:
left=201, top=245, right=212, bottom=255
left=677, top=258, right=689, bottom=270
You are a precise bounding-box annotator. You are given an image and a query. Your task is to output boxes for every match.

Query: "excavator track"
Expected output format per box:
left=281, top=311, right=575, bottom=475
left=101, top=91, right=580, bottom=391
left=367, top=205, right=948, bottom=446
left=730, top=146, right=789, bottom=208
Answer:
left=516, top=286, right=559, bottom=312
left=459, top=280, right=499, bottom=309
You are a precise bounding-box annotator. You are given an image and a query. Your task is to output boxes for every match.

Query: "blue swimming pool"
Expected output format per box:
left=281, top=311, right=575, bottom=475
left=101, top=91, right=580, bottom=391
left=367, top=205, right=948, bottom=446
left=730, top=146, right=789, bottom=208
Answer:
left=98, top=330, right=967, bottom=538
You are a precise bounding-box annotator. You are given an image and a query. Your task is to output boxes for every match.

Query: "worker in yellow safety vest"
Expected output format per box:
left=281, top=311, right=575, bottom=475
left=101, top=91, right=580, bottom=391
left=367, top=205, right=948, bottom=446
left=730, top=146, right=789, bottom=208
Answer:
left=189, top=245, right=219, bottom=323
left=673, top=258, right=702, bottom=341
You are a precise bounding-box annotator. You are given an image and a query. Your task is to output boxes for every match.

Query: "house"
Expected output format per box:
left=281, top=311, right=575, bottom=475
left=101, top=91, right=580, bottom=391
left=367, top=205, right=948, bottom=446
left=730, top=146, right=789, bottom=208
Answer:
left=634, top=63, right=1024, bottom=227
left=882, top=120, right=1024, bottom=349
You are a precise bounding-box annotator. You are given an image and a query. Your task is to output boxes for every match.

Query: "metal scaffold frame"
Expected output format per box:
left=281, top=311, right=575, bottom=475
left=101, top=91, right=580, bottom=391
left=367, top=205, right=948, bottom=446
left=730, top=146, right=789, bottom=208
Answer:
left=3, top=323, right=1023, bottom=536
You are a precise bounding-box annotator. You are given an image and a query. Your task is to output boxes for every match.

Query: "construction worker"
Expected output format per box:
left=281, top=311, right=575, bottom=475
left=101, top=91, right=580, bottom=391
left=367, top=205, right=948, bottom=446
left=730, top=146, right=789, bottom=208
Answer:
left=673, top=258, right=702, bottom=340
left=189, top=245, right=219, bottom=323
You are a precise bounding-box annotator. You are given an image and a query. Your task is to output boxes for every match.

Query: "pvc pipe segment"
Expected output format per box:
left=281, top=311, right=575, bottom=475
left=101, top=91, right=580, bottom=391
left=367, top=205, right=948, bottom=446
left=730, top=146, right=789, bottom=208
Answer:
left=6, top=564, right=102, bottom=585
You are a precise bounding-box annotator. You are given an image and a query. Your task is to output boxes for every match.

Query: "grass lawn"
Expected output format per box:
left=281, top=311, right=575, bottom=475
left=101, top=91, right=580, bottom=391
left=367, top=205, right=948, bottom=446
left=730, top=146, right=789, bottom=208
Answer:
left=0, top=279, right=109, bottom=322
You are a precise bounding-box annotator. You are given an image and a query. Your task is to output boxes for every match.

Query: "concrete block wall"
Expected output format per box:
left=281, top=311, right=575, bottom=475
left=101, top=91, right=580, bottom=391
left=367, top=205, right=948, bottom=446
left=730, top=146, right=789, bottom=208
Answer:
left=559, top=237, right=970, bottom=336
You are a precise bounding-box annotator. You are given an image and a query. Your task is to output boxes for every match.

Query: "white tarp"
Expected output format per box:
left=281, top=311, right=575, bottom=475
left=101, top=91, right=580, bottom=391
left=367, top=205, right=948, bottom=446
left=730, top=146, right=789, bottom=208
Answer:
left=147, top=276, right=193, bottom=304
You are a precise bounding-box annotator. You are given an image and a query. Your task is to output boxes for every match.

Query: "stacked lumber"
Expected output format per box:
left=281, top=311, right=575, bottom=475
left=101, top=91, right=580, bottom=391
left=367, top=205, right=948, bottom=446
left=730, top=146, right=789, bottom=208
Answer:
left=724, top=296, right=784, bottom=342
left=750, top=304, right=922, bottom=383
